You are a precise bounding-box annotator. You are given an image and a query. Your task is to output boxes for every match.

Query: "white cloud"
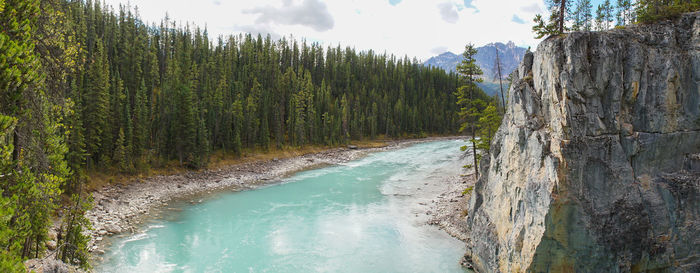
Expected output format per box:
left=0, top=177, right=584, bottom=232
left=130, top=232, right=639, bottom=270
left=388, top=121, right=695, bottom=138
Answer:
left=431, top=46, right=448, bottom=55
left=437, top=2, right=459, bottom=24
left=243, top=0, right=334, bottom=32
left=520, top=3, right=542, bottom=13
left=101, top=0, right=546, bottom=60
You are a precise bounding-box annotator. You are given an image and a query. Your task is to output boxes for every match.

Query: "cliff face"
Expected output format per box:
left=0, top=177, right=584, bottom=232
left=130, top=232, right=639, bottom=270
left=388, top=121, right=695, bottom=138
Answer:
left=464, top=12, right=700, bottom=273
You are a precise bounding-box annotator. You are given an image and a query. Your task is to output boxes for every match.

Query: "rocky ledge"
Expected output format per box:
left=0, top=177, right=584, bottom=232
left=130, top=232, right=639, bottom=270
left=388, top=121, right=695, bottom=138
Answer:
left=463, top=12, right=700, bottom=272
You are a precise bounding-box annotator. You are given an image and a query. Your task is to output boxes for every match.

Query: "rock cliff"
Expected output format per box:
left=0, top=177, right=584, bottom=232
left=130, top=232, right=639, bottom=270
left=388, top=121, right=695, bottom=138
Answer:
left=463, top=12, right=700, bottom=272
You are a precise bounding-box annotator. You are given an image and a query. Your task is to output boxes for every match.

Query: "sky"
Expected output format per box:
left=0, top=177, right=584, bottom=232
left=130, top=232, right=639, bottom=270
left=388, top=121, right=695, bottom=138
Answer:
left=100, top=0, right=606, bottom=61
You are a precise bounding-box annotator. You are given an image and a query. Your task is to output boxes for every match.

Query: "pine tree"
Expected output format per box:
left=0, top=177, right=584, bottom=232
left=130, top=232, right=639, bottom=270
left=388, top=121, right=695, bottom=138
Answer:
left=340, top=94, right=349, bottom=141
left=64, top=90, right=87, bottom=194
left=132, top=80, right=148, bottom=165
left=595, top=0, right=615, bottom=30
left=582, top=0, right=594, bottom=30
left=302, top=71, right=315, bottom=143
left=533, top=0, right=570, bottom=38
left=113, top=128, right=128, bottom=172
left=616, top=0, right=633, bottom=26
left=231, top=96, right=244, bottom=157
left=57, top=193, right=92, bottom=269
left=603, top=0, right=615, bottom=29
left=476, top=102, right=502, bottom=153
left=177, top=84, right=197, bottom=167
left=260, top=112, right=270, bottom=150
left=83, top=39, right=110, bottom=167
left=245, top=79, right=261, bottom=147
left=193, top=114, right=209, bottom=168
left=370, top=102, right=378, bottom=139
left=0, top=115, right=23, bottom=272
left=291, top=80, right=307, bottom=145
left=572, top=0, right=593, bottom=31
left=455, top=43, right=484, bottom=177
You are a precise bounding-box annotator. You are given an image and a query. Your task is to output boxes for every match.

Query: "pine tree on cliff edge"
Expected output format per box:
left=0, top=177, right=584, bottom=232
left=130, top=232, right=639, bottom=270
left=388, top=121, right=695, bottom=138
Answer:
left=455, top=44, right=484, bottom=178
left=533, top=0, right=570, bottom=38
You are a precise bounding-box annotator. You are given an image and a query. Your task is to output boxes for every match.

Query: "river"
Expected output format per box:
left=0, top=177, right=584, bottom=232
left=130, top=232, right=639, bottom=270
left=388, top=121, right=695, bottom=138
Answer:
left=97, top=140, right=468, bottom=273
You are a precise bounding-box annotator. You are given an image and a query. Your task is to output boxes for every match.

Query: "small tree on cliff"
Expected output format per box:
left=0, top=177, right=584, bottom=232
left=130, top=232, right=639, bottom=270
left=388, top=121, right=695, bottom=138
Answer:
left=455, top=43, right=485, bottom=177
left=476, top=102, right=501, bottom=154
left=533, top=0, right=570, bottom=38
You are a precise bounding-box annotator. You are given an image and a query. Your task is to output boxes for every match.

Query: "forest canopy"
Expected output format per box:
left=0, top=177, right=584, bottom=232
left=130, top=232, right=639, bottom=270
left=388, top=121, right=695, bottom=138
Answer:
left=68, top=0, right=461, bottom=171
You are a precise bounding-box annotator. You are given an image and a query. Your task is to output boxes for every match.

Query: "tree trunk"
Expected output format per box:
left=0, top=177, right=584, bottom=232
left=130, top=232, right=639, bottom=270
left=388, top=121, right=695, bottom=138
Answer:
left=471, top=126, right=478, bottom=178
left=495, top=51, right=506, bottom=114
left=468, top=74, right=479, bottom=178
left=559, top=0, right=567, bottom=33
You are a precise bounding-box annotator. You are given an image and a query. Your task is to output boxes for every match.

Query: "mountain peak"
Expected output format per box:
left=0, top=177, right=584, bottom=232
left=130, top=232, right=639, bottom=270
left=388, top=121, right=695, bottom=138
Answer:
left=423, top=42, right=528, bottom=95
left=438, top=51, right=458, bottom=57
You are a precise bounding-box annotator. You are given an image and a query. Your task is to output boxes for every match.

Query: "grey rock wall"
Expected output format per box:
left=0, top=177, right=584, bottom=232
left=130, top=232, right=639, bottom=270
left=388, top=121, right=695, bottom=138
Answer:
left=463, top=12, right=700, bottom=273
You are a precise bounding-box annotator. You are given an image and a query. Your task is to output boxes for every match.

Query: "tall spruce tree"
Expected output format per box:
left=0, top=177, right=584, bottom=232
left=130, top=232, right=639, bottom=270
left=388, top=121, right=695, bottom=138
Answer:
left=572, top=0, right=593, bottom=30
left=616, top=0, right=634, bottom=26
left=83, top=39, right=110, bottom=167
left=455, top=44, right=485, bottom=177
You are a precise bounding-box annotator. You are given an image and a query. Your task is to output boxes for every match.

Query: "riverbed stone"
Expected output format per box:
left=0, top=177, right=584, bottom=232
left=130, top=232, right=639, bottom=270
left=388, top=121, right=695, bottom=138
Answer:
left=464, top=12, right=700, bottom=273
left=105, top=224, right=122, bottom=234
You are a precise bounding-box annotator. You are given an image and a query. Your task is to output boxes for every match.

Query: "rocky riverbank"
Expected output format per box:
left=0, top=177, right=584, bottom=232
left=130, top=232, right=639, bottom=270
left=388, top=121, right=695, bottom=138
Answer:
left=427, top=171, right=475, bottom=242
left=83, top=137, right=462, bottom=259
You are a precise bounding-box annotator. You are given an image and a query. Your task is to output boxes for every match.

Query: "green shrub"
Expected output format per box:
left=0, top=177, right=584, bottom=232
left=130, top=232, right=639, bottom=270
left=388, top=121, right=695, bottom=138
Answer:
left=462, top=186, right=474, bottom=195
left=636, top=0, right=700, bottom=24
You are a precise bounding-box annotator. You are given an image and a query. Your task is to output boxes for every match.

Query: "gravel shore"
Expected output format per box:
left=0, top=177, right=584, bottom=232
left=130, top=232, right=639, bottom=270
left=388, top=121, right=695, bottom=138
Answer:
left=85, top=137, right=463, bottom=257
left=426, top=171, right=476, bottom=241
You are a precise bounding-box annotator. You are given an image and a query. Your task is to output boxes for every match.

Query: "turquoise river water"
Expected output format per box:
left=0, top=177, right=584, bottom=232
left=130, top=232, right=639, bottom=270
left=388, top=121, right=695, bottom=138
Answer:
left=97, top=140, right=468, bottom=273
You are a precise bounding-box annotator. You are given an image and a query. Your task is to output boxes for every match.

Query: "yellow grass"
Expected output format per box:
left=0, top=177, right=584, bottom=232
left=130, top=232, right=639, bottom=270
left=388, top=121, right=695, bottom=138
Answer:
left=85, top=137, right=399, bottom=191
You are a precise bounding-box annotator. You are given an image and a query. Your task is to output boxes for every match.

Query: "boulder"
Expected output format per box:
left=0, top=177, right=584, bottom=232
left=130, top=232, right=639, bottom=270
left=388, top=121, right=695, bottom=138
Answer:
left=105, top=223, right=122, bottom=234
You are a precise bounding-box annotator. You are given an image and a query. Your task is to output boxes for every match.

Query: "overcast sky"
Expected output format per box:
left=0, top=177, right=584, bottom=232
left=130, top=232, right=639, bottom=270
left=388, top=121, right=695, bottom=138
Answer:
left=102, top=0, right=556, bottom=60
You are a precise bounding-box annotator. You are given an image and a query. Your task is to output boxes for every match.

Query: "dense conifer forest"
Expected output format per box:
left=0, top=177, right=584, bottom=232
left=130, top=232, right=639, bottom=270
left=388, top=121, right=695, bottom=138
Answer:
left=70, top=1, right=460, bottom=171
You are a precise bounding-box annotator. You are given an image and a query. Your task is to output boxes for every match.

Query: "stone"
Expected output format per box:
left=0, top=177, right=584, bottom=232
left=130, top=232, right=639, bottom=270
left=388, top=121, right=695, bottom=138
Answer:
left=46, top=240, right=57, bottom=250
left=105, top=224, right=122, bottom=234
left=621, top=122, right=634, bottom=136
left=463, top=12, right=700, bottom=273
left=348, top=145, right=358, bottom=149
left=25, top=259, right=71, bottom=273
